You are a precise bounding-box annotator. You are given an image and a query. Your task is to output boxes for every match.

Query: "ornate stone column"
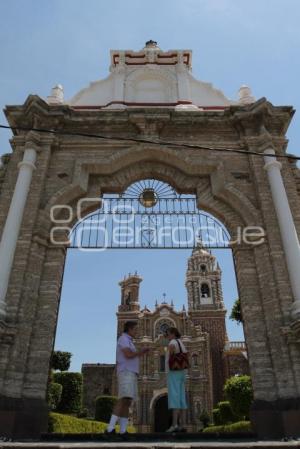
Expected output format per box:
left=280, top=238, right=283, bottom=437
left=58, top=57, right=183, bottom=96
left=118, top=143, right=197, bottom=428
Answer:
left=263, top=148, right=300, bottom=320
left=0, top=141, right=37, bottom=320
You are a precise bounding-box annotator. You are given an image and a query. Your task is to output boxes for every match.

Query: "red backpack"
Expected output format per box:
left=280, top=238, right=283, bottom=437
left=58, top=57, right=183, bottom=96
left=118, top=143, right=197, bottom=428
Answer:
left=168, top=339, right=190, bottom=371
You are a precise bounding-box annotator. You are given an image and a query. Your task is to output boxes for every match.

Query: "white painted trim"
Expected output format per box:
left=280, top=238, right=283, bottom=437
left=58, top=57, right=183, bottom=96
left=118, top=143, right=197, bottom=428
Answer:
left=0, top=148, right=37, bottom=319
left=263, top=149, right=300, bottom=320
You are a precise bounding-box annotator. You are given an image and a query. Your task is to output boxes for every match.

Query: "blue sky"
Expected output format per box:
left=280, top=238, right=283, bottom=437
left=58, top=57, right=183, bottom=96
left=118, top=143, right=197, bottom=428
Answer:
left=1, top=0, right=299, bottom=372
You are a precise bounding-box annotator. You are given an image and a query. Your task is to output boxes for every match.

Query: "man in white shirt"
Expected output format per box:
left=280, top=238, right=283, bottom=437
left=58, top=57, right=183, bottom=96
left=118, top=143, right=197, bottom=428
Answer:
left=106, top=321, right=149, bottom=435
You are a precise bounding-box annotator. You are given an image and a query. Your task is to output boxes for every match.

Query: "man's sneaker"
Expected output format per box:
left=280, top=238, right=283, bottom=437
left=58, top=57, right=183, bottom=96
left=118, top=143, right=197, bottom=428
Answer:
left=104, top=428, right=116, bottom=435
left=120, top=431, right=130, bottom=439
left=166, top=425, right=179, bottom=433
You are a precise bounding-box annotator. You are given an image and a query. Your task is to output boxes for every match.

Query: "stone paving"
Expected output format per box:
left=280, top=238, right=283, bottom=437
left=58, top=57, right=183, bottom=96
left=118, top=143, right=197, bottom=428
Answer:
left=1, top=441, right=300, bottom=449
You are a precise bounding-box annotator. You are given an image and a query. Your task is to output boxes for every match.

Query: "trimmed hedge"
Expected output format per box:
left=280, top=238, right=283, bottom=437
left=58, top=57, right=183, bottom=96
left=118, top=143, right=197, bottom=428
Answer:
left=47, top=382, right=63, bottom=411
left=95, top=396, right=117, bottom=422
left=48, top=413, right=107, bottom=433
left=224, top=375, right=253, bottom=420
left=218, top=401, right=236, bottom=424
left=202, top=421, right=252, bottom=434
left=53, top=372, right=83, bottom=413
left=48, top=413, right=136, bottom=434
left=212, top=408, right=221, bottom=425
left=199, top=410, right=210, bottom=428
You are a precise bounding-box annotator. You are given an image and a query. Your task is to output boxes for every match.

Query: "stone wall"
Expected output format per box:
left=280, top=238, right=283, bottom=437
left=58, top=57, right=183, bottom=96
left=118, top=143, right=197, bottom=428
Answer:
left=81, top=364, right=115, bottom=417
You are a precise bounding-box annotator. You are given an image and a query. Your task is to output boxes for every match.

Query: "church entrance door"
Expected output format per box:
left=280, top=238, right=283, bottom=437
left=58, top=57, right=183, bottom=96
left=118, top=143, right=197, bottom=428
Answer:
left=154, top=395, right=172, bottom=432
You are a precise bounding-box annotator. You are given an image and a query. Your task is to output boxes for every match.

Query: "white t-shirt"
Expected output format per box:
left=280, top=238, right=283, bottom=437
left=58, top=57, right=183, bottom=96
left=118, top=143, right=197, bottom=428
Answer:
left=165, top=338, right=187, bottom=372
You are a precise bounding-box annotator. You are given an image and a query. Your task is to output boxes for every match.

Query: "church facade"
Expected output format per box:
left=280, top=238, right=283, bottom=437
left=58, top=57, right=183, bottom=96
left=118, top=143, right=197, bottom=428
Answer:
left=82, top=244, right=249, bottom=432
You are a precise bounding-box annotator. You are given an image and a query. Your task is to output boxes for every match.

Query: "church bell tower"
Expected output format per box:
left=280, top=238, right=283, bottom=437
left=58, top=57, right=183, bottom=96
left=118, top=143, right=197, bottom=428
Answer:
left=117, top=272, right=142, bottom=337
left=186, top=242, right=227, bottom=404
left=186, top=242, right=225, bottom=311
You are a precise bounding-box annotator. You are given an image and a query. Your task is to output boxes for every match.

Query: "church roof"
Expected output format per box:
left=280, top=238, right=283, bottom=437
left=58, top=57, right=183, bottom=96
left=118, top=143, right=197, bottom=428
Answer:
left=61, top=41, right=254, bottom=110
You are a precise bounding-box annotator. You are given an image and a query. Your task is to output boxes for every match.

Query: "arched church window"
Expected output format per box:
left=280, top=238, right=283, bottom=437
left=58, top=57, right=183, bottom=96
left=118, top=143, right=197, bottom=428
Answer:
left=201, top=283, right=210, bottom=298
left=154, top=319, right=174, bottom=338
left=200, top=264, right=206, bottom=273
left=125, top=291, right=131, bottom=305
left=160, top=322, right=170, bottom=336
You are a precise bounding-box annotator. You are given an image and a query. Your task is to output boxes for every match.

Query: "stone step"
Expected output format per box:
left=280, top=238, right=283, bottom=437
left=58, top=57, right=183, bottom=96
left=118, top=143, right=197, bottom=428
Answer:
left=1, top=441, right=300, bottom=449
left=1, top=434, right=300, bottom=449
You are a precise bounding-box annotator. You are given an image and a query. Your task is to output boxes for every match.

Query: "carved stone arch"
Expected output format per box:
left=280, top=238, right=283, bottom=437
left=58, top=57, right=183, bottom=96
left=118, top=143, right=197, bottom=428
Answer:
left=91, top=146, right=260, bottom=228
left=39, top=149, right=259, bottom=243
left=98, top=161, right=200, bottom=195
left=96, top=145, right=218, bottom=179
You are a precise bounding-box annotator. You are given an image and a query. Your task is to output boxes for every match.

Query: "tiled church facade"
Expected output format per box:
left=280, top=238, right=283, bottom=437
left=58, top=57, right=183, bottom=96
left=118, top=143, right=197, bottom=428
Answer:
left=82, top=244, right=249, bottom=432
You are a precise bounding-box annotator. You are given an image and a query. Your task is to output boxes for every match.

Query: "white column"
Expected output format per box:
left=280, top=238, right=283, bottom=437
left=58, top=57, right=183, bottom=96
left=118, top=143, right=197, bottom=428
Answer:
left=0, top=147, right=37, bottom=319
left=263, top=148, right=300, bottom=320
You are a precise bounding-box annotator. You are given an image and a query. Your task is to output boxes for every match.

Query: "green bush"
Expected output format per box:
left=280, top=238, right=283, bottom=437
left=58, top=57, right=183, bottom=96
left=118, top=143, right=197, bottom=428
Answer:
left=218, top=401, right=236, bottom=424
left=212, top=408, right=221, bottom=425
left=48, top=412, right=136, bottom=433
left=47, top=382, right=63, bottom=411
left=95, top=396, right=117, bottom=422
left=51, top=351, right=72, bottom=372
left=54, top=372, right=83, bottom=413
left=202, top=421, right=252, bottom=434
left=224, top=375, right=253, bottom=420
left=48, top=412, right=107, bottom=433
left=199, top=410, right=210, bottom=428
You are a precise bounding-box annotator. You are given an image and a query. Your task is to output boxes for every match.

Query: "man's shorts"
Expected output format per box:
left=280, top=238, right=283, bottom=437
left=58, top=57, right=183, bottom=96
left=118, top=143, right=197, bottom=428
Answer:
left=117, top=369, right=138, bottom=401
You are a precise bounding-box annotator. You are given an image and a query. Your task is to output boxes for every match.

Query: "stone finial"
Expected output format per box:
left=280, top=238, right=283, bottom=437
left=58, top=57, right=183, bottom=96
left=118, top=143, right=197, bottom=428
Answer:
left=238, top=85, right=255, bottom=105
left=47, top=84, right=64, bottom=105
left=145, top=40, right=158, bottom=48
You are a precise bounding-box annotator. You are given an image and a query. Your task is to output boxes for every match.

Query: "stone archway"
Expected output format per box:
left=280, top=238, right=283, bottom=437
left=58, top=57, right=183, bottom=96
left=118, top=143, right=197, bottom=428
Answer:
left=0, top=96, right=299, bottom=439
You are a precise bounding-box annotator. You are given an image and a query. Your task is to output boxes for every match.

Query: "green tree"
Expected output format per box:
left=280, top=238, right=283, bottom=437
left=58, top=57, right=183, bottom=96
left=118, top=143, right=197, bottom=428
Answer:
left=54, top=372, right=83, bottom=414
left=47, top=382, right=63, bottom=411
left=51, top=351, right=72, bottom=372
left=230, top=298, right=243, bottom=324
left=224, top=375, right=253, bottom=420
